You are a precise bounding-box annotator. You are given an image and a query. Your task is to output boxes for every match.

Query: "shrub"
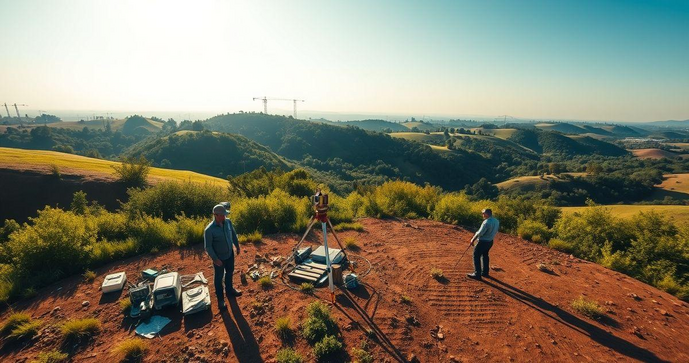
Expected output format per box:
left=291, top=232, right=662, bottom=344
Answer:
left=231, top=189, right=310, bottom=234
left=430, top=268, right=444, bottom=280
left=432, top=193, right=482, bottom=226
left=274, top=316, right=293, bottom=341
left=33, top=349, right=68, bottom=363
left=4, top=207, right=96, bottom=286
left=61, top=318, right=101, bottom=340
left=175, top=215, right=206, bottom=247
left=517, top=220, right=552, bottom=243
left=548, top=238, right=574, bottom=253
left=313, top=335, right=343, bottom=361
left=127, top=215, right=176, bottom=253
left=400, top=295, right=412, bottom=304
left=299, top=283, right=314, bottom=294
left=257, top=276, right=273, bottom=289
left=1, top=311, right=31, bottom=335
left=344, top=237, right=359, bottom=251
left=120, top=299, right=132, bottom=314
left=365, top=181, right=440, bottom=219
left=238, top=231, right=262, bottom=245
left=276, top=348, right=303, bottom=363
left=82, top=270, right=96, bottom=282
left=90, top=238, right=138, bottom=266
left=302, top=301, right=336, bottom=344
left=333, top=222, right=364, bottom=232
left=49, top=164, right=62, bottom=179
left=571, top=296, right=604, bottom=319
left=123, top=181, right=229, bottom=220
left=112, top=338, right=148, bottom=361
left=351, top=346, right=374, bottom=363
left=8, top=319, right=42, bottom=341
left=112, top=156, right=150, bottom=187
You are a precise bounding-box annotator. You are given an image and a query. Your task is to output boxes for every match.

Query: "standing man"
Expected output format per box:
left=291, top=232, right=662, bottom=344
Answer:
left=467, top=208, right=499, bottom=280
left=204, top=203, right=242, bottom=308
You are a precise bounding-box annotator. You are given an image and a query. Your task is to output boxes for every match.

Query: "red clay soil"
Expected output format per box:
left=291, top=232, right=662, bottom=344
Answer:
left=1, top=218, right=688, bottom=362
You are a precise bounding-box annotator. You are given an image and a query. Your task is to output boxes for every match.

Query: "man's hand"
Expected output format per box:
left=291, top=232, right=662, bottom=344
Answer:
left=213, top=259, right=223, bottom=267
left=236, top=246, right=241, bottom=256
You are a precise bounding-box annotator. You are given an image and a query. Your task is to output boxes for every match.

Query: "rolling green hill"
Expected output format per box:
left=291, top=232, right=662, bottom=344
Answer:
left=334, top=119, right=409, bottom=132
left=203, top=113, right=495, bottom=191
left=125, top=130, right=289, bottom=178
left=509, top=129, right=628, bottom=156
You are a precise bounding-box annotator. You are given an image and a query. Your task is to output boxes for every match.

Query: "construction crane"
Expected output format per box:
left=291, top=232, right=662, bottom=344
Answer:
left=13, top=103, right=28, bottom=118
left=2, top=103, right=10, bottom=118
left=252, top=97, right=305, bottom=118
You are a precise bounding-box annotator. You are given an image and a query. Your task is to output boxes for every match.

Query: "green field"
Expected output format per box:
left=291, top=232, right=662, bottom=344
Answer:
left=562, top=204, right=689, bottom=224
left=469, top=128, right=517, bottom=139
left=389, top=132, right=446, bottom=144
left=0, top=147, right=228, bottom=187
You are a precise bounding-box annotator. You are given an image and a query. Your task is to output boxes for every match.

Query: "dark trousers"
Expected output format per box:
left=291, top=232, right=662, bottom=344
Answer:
left=213, top=255, right=234, bottom=300
left=473, top=240, right=494, bottom=276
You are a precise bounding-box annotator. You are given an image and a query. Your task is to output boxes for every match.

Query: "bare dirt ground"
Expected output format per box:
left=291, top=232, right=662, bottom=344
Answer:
left=1, top=218, right=688, bottom=362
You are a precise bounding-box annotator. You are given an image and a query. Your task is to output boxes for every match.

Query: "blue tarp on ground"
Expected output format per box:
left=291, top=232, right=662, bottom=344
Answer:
left=135, top=315, right=171, bottom=339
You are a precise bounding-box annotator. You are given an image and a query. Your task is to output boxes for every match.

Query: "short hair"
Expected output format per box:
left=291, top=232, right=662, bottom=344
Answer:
left=482, top=208, right=492, bottom=216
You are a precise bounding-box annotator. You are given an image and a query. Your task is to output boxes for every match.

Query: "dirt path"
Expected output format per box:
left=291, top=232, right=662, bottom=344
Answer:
left=1, top=218, right=687, bottom=362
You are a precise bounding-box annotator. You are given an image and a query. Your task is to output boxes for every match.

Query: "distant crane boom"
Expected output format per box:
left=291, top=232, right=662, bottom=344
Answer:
left=252, top=97, right=305, bottom=118
left=2, top=103, right=10, bottom=118
left=13, top=103, right=28, bottom=118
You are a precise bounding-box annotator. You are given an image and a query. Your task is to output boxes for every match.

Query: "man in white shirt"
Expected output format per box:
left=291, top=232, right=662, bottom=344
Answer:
left=468, top=208, right=499, bottom=280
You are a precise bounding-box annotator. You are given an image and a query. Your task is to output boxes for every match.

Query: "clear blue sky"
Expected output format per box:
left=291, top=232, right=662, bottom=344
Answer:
left=1, top=0, right=687, bottom=121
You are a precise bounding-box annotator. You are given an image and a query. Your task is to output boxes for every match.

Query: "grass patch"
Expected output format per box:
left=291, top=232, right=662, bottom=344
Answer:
left=1, top=311, right=31, bottom=335
left=571, top=296, right=604, bottom=319
left=274, top=316, right=294, bottom=341
left=313, top=335, right=343, bottom=361
left=257, top=276, right=273, bottom=289
left=238, top=230, right=263, bottom=244
left=61, top=318, right=101, bottom=340
left=276, top=347, right=304, bottom=363
left=299, top=282, right=314, bottom=294
left=351, top=346, right=374, bottom=363
left=302, top=301, right=337, bottom=344
left=8, top=319, right=42, bottom=341
left=33, top=349, right=69, bottom=363
left=430, top=268, right=444, bottom=280
left=344, top=237, right=360, bottom=251
left=400, top=295, right=412, bottom=305
left=119, top=299, right=132, bottom=314
left=333, top=222, right=364, bottom=232
left=112, top=338, right=148, bottom=361
left=82, top=270, right=96, bottom=282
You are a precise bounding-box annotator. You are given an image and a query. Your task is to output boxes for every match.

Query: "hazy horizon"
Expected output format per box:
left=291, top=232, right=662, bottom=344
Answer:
left=1, top=0, right=688, bottom=122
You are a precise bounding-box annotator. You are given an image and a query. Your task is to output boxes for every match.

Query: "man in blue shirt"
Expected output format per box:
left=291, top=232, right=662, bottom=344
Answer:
left=467, top=208, right=499, bottom=280
left=204, top=203, right=241, bottom=308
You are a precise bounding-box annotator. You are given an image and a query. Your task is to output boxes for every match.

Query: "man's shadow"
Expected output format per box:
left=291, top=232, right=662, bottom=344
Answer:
left=482, top=277, right=667, bottom=363
left=221, top=298, right=263, bottom=363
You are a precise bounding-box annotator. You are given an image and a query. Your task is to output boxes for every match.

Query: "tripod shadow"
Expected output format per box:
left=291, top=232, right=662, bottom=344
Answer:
left=482, top=278, right=667, bottom=363
left=335, top=285, right=407, bottom=363
left=220, top=298, right=263, bottom=363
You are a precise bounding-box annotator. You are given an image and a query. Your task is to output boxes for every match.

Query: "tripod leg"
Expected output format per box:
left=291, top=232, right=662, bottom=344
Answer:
left=326, top=218, right=355, bottom=272
left=280, top=217, right=316, bottom=277
left=321, top=222, right=335, bottom=304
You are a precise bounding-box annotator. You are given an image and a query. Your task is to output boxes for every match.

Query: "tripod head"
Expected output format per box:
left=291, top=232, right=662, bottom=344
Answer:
left=312, top=189, right=329, bottom=222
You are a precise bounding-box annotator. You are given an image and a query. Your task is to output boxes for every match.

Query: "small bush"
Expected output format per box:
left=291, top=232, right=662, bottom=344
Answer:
left=571, top=296, right=604, bottom=319
left=344, top=237, right=359, bottom=251
left=174, top=216, right=205, bottom=247
left=299, top=283, right=314, bottom=294
left=351, top=346, right=374, bottom=363
left=1, top=311, right=32, bottom=335
left=83, top=270, right=96, bottom=282
left=112, top=338, right=148, bottom=361
left=548, top=238, right=574, bottom=253
left=61, top=318, right=101, bottom=340
left=303, top=301, right=336, bottom=344
left=257, top=276, right=273, bottom=289
left=313, top=335, right=343, bottom=361
left=112, top=156, right=150, bottom=187
left=120, top=299, right=132, bottom=314
left=276, top=348, right=304, bottom=363
left=33, top=349, right=68, bottom=363
left=49, top=164, right=61, bottom=179
left=430, top=268, right=444, bottom=280
left=8, top=319, right=42, bottom=341
left=333, top=222, right=364, bottom=232
left=517, top=220, right=552, bottom=243
left=400, top=295, right=412, bottom=304
left=238, top=231, right=263, bottom=244
left=274, top=316, right=293, bottom=341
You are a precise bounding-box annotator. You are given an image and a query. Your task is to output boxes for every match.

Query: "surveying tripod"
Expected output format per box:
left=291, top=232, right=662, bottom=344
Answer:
left=281, top=193, right=354, bottom=303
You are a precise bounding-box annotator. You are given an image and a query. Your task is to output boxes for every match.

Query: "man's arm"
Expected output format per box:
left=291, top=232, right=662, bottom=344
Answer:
left=204, top=227, right=220, bottom=261
left=471, top=220, right=488, bottom=243
left=229, top=221, right=240, bottom=254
